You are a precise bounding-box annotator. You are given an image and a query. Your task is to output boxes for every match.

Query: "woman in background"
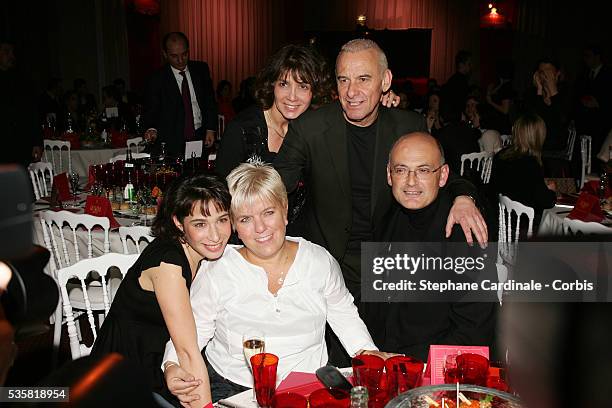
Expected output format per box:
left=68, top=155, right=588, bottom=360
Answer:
left=488, top=112, right=557, bottom=228
left=215, top=44, right=334, bottom=178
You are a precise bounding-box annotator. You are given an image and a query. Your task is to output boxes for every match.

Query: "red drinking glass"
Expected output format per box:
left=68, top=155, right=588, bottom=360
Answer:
left=271, top=392, right=307, bottom=408
left=456, top=353, right=489, bottom=386
left=352, top=354, right=386, bottom=406
left=250, top=353, right=278, bottom=408
left=385, top=355, right=424, bottom=399
left=308, top=388, right=350, bottom=408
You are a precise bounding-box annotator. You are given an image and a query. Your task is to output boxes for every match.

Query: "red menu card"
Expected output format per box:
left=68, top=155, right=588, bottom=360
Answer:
left=568, top=191, right=604, bottom=223
left=424, top=345, right=489, bottom=385
left=52, top=172, right=72, bottom=202
left=84, top=195, right=120, bottom=229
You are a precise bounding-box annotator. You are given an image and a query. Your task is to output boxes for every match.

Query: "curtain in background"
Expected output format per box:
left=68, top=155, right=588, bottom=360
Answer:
left=97, top=0, right=130, bottom=91
left=161, top=0, right=286, bottom=94
left=305, top=0, right=481, bottom=83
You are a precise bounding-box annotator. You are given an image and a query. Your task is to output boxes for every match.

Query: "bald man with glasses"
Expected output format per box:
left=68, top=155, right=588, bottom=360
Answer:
left=365, top=132, right=497, bottom=361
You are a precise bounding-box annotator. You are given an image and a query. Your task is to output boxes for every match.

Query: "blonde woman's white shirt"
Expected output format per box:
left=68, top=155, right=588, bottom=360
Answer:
left=163, top=237, right=376, bottom=387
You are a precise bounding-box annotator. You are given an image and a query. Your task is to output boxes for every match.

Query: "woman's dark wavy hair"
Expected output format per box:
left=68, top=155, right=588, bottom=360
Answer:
left=151, top=173, right=231, bottom=242
left=254, top=44, right=334, bottom=110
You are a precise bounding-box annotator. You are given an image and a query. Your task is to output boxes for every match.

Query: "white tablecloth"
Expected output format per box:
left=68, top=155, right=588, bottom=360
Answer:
left=538, top=205, right=571, bottom=236
left=72, top=148, right=126, bottom=178
left=539, top=205, right=612, bottom=235
left=50, top=148, right=125, bottom=178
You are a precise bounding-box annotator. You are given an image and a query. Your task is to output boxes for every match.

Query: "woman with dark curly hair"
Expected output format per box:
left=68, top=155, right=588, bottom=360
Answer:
left=215, top=44, right=334, bottom=178
left=91, top=173, right=232, bottom=408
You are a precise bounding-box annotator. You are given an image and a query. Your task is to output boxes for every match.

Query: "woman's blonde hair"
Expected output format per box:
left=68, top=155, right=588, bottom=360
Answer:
left=502, top=112, right=547, bottom=164
left=226, top=162, right=288, bottom=221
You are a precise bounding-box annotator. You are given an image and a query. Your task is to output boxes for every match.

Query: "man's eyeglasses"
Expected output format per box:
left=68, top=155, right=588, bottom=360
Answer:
left=390, top=164, right=444, bottom=180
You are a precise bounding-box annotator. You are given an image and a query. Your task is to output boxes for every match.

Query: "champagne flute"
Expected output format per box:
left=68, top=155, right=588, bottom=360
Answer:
left=243, top=330, right=265, bottom=400
left=69, top=171, right=80, bottom=207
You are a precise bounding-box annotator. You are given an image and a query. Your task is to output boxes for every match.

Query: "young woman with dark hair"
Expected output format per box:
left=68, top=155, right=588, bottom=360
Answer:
left=91, top=173, right=232, bottom=407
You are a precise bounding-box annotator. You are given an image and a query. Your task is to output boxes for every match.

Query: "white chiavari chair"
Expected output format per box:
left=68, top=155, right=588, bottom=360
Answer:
left=127, top=136, right=143, bottom=153
left=56, top=253, right=138, bottom=359
left=39, top=210, right=113, bottom=362
left=498, top=194, right=535, bottom=266
left=460, top=151, right=494, bottom=184
left=28, top=161, right=54, bottom=200
left=43, top=139, right=72, bottom=175
left=562, top=217, right=611, bottom=235
left=118, top=226, right=154, bottom=254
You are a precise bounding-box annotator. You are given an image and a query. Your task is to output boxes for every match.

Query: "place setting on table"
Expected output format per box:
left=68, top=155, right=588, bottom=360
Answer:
left=215, top=341, right=522, bottom=408
left=539, top=177, right=612, bottom=236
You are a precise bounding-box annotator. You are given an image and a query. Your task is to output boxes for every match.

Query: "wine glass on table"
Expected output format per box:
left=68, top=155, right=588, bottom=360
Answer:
left=68, top=171, right=80, bottom=207
left=243, top=330, right=265, bottom=401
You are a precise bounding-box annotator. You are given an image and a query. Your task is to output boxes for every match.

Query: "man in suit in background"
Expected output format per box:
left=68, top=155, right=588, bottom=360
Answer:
left=274, top=39, right=487, bottom=365
left=144, top=32, right=217, bottom=158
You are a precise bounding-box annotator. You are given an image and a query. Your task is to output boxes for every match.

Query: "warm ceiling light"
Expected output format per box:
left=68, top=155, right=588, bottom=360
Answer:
left=488, top=3, right=493, bottom=8
left=357, top=14, right=367, bottom=26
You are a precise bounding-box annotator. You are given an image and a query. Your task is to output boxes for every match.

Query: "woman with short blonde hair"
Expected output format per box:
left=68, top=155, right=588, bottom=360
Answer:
left=226, top=161, right=288, bottom=220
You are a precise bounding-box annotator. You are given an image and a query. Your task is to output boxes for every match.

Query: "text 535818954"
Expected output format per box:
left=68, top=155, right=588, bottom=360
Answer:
left=0, top=387, right=69, bottom=402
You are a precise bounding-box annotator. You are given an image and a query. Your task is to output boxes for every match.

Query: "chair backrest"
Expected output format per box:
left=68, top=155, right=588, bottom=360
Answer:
left=217, top=114, right=225, bottom=139
left=580, top=135, right=592, bottom=188
left=57, top=253, right=138, bottom=359
left=40, top=210, right=111, bottom=271
left=43, top=139, right=72, bottom=174
left=498, top=194, right=535, bottom=243
left=498, top=194, right=535, bottom=265
left=28, top=161, right=54, bottom=200
left=118, top=226, right=154, bottom=254
left=109, top=152, right=150, bottom=163
left=460, top=151, right=494, bottom=184
left=562, top=217, right=610, bottom=235
left=565, top=122, right=577, bottom=161
left=500, top=134, right=512, bottom=147
left=126, top=137, right=143, bottom=153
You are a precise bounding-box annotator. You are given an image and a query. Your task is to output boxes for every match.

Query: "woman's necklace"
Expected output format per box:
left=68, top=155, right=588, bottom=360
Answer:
left=264, top=110, right=286, bottom=139
left=276, top=248, right=291, bottom=285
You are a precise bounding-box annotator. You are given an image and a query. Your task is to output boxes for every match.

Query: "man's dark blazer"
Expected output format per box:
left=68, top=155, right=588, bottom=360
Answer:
left=274, top=102, right=477, bottom=284
left=143, top=61, right=217, bottom=157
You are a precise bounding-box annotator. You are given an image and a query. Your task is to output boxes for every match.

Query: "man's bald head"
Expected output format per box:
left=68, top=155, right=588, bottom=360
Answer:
left=387, top=132, right=449, bottom=210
